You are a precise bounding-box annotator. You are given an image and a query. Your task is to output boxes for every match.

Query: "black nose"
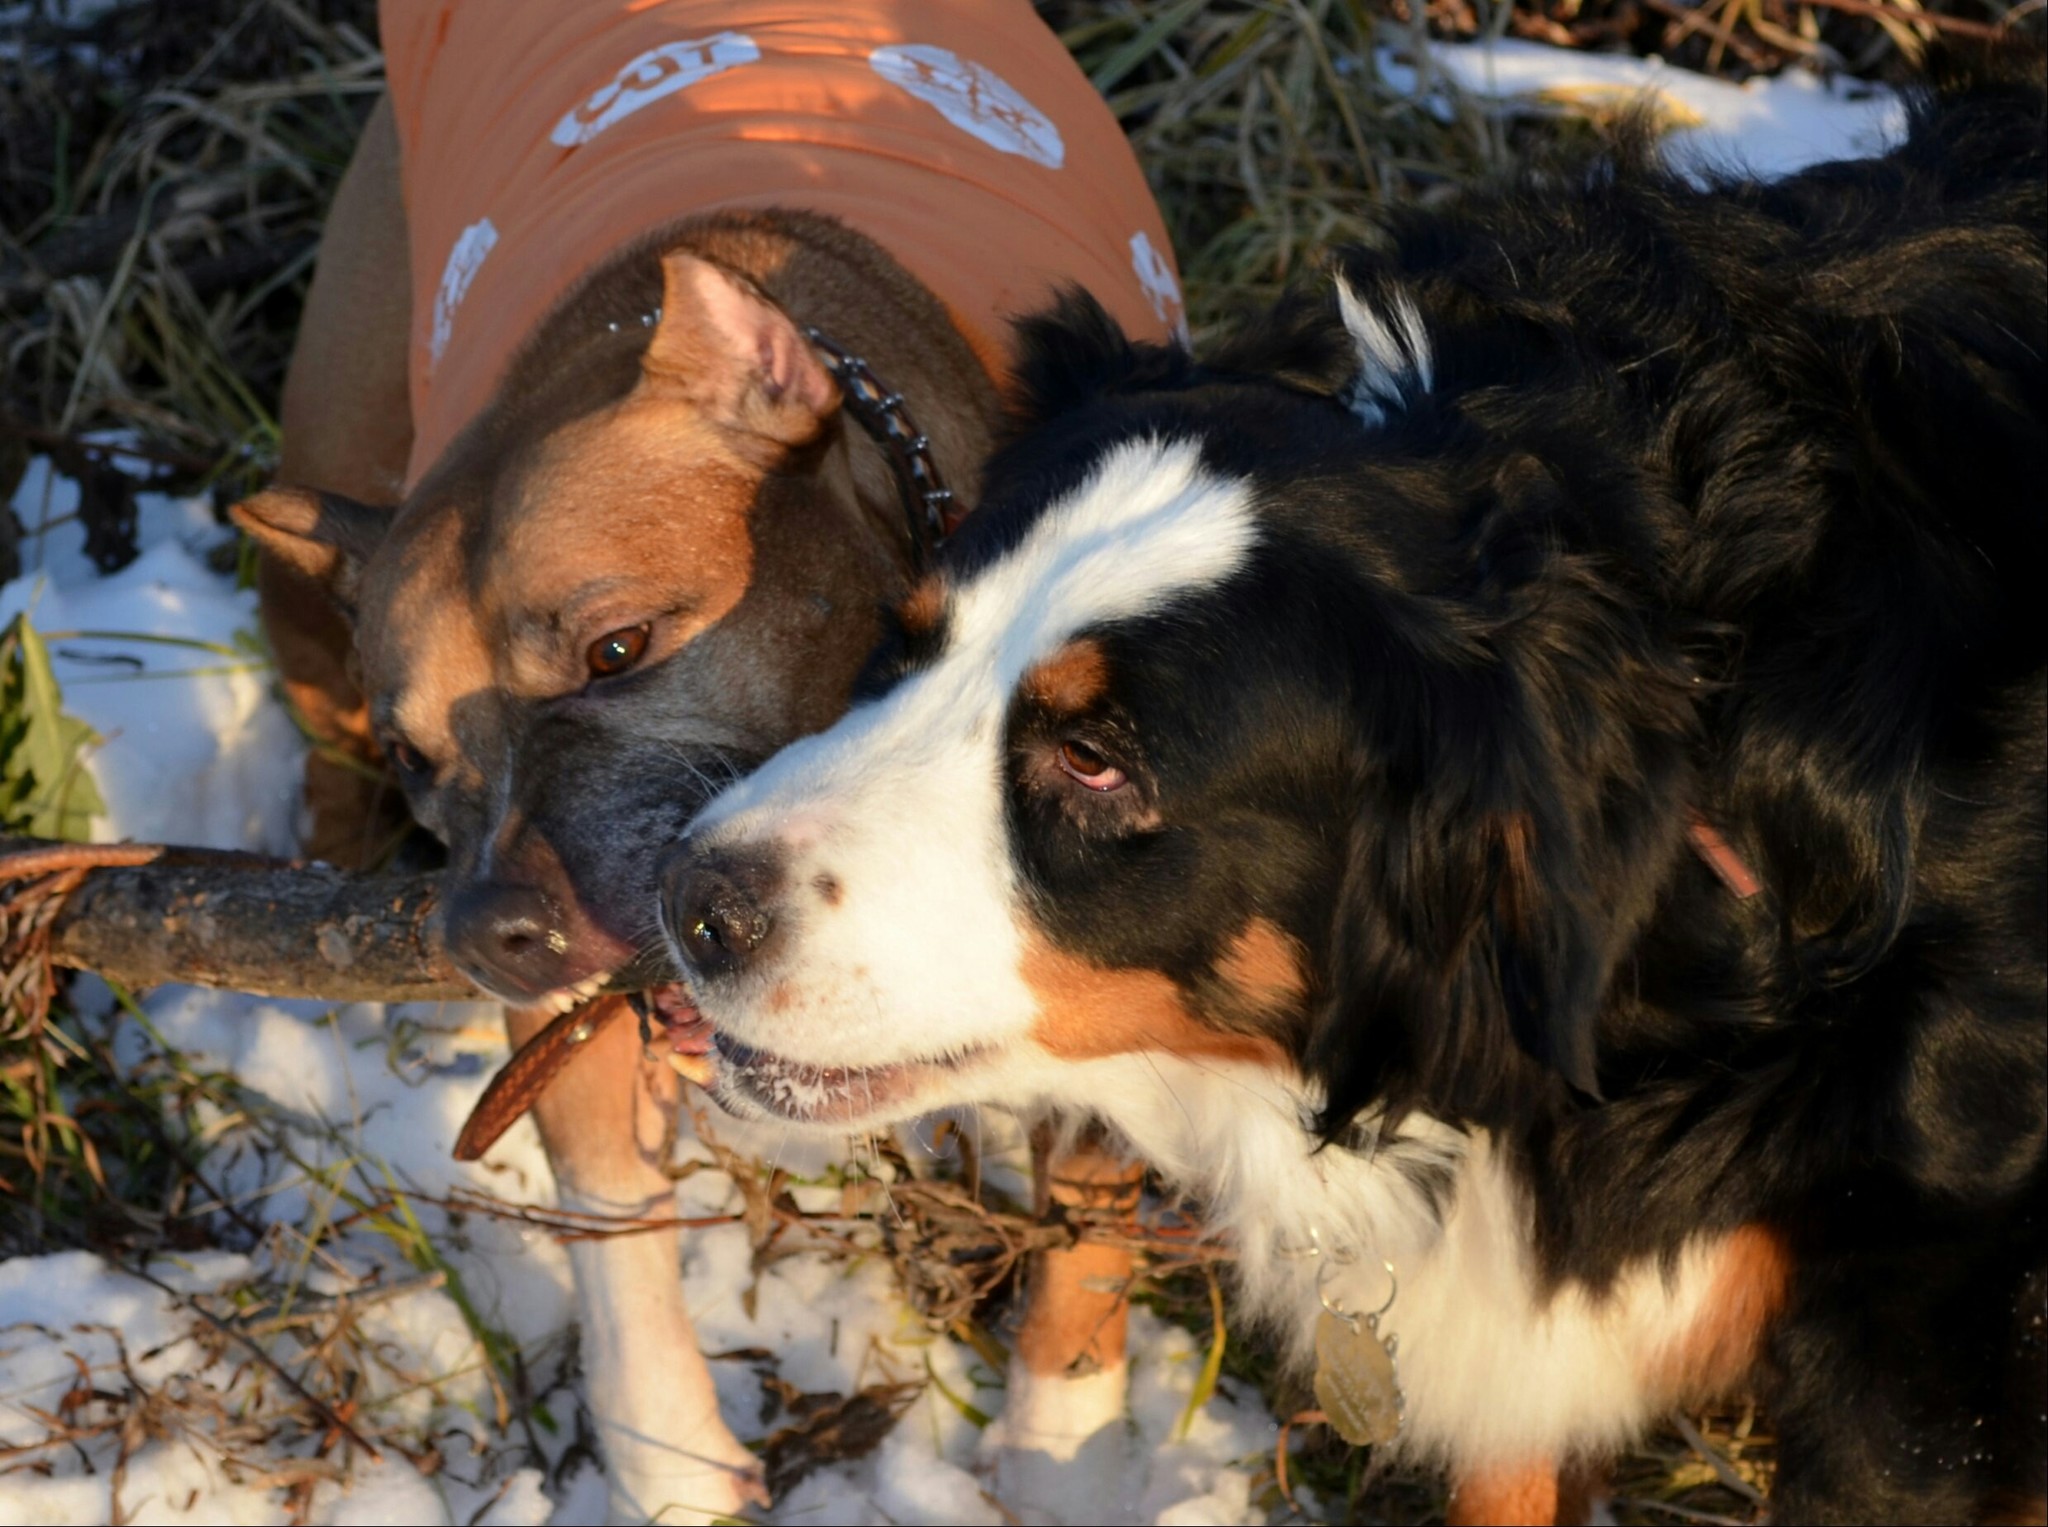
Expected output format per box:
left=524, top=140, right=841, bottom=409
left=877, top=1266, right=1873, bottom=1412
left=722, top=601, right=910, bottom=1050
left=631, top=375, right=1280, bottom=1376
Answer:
left=442, top=880, right=574, bottom=1000
left=660, top=838, right=782, bottom=982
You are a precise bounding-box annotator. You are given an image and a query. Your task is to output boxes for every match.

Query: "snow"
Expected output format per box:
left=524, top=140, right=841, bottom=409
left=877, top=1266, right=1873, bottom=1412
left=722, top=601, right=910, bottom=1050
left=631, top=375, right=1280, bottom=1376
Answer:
left=1, top=451, right=304, bottom=853
left=1383, top=36, right=1905, bottom=180
left=0, top=41, right=1901, bottom=1523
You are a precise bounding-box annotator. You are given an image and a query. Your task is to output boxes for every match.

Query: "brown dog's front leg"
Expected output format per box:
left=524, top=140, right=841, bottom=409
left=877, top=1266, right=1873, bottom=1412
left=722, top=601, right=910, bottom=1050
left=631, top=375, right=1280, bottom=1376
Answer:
left=984, top=1124, right=1144, bottom=1506
left=1447, top=1456, right=1600, bottom=1526
left=505, top=996, right=766, bottom=1524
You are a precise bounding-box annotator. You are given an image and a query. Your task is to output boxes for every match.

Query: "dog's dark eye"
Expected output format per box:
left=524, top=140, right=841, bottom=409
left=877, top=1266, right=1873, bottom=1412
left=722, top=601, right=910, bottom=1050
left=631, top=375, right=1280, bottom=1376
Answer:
left=587, top=624, right=651, bottom=678
left=387, top=738, right=431, bottom=778
left=1057, top=739, right=1126, bottom=792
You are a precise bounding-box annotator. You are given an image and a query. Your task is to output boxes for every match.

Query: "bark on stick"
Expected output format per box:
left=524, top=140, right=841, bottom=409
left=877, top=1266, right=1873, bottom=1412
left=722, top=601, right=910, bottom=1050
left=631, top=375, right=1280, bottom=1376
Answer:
left=0, top=835, right=475, bottom=1003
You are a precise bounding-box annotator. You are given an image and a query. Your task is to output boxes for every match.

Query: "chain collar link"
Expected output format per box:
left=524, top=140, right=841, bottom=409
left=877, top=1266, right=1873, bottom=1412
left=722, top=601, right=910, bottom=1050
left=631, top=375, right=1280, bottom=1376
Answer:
left=803, top=325, right=959, bottom=569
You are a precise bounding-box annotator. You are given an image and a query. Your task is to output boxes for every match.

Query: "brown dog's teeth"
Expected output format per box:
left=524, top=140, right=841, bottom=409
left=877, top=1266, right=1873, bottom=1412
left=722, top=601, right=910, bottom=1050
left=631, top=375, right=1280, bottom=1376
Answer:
left=664, top=1050, right=715, bottom=1088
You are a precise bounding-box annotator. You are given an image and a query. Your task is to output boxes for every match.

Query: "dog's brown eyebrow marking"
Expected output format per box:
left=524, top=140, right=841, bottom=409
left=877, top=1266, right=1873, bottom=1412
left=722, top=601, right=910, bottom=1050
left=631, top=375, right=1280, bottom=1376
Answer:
left=1020, top=639, right=1111, bottom=715
left=897, top=577, right=946, bottom=637
left=541, top=577, right=640, bottom=631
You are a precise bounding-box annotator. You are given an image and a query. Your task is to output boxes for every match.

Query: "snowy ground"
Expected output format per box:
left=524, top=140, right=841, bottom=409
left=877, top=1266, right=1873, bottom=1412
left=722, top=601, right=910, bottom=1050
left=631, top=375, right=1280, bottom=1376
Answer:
left=1381, top=36, right=1903, bottom=180
left=0, top=42, right=1905, bottom=1527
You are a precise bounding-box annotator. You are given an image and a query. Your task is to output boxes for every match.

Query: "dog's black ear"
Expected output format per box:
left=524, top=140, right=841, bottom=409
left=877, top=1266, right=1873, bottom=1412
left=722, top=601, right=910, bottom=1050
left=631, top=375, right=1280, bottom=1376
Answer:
left=1205, top=283, right=1359, bottom=399
left=231, top=486, right=389, bottom=614
left=1308, top=473, right=1698, bottom=1136
left=1311, top=779, right=1610, bottom=1138
left=1007, top=288, right=1191, bottom=427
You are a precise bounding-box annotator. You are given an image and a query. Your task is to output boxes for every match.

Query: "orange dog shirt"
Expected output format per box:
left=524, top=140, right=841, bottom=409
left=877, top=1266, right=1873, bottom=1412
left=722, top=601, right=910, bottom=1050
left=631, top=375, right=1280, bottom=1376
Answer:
left=382, top=0, right=1187, bottom=484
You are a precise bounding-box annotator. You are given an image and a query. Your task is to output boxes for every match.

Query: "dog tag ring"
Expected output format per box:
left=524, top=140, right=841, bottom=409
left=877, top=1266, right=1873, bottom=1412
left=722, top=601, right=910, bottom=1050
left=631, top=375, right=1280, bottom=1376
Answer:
left=1311, top=1255, right=1403, bottom=1448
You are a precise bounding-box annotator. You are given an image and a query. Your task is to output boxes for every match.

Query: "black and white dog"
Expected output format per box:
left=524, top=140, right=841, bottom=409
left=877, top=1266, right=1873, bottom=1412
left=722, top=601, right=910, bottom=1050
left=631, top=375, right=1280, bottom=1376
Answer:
left=658, top=52, right=2047, bottom=1523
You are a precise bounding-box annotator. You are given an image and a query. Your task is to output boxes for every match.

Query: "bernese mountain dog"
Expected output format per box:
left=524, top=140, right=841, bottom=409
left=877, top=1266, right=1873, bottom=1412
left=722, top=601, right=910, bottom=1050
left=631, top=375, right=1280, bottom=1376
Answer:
left=657, top=51, right=2047, bottom=1524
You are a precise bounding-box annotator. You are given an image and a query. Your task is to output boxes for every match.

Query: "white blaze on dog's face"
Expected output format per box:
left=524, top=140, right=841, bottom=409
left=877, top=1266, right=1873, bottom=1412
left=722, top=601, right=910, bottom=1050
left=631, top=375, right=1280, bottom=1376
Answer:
left=660, top=437, right=1276, bottom=1125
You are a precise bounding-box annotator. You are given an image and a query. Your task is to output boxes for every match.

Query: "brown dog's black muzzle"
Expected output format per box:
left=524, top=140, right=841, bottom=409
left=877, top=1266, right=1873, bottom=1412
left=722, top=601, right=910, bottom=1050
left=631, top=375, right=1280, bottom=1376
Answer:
left=442, top=879, right=580, bottom=1001
left=659, top=838, right=784, bottom=984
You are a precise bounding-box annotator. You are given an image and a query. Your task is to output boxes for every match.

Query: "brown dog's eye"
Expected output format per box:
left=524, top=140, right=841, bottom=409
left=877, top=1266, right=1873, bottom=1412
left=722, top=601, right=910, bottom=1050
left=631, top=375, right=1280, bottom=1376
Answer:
left=387, top=738, right=430, bottom=778
left=1057, top=739, right=1126, bottom=792
left=587, top=624, right=651, bottom=678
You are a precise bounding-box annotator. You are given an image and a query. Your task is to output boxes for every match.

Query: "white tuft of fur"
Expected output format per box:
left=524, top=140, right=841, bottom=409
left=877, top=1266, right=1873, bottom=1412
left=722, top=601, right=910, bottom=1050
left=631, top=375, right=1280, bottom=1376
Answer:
left=984, top=1360, right=1129, bottom=1462
left=1021, top=1050, right=1729, bottom=1473
left=1335, top=276, right=1434, bottom=427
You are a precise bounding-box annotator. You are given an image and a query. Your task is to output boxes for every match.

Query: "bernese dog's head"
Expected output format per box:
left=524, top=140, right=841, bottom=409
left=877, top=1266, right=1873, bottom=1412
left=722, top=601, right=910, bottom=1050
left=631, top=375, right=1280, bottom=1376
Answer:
left=656, top=275, right=1702, bottom=1141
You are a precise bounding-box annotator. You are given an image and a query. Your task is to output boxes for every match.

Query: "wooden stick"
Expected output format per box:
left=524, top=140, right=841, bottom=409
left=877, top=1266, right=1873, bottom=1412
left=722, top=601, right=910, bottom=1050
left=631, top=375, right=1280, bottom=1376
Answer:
left=0, top=834, right=474, bottom=1002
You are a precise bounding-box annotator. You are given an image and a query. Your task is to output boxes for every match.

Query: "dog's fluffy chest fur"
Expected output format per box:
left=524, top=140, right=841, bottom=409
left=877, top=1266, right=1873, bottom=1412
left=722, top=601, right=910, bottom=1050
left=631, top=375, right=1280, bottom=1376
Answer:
left=1047, top=1053, right=1736, bottom=1468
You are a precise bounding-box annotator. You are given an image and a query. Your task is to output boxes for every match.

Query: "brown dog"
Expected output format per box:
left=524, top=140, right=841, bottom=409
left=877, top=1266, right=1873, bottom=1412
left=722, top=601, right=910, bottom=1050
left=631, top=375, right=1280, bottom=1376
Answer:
left=233, top=3, right=1183, bottom=1521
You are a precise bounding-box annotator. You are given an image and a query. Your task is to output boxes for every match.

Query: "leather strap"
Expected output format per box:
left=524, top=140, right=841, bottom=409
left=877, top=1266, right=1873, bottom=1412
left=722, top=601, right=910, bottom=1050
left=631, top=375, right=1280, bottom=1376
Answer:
left=1685, top=813, right=1762, bottom=900
left=452, top=998, right=627, bottom=1161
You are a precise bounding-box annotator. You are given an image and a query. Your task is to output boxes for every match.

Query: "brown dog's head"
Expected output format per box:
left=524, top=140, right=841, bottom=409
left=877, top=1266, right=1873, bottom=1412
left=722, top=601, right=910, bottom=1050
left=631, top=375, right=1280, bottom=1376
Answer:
left=238, top=227, right=993, bottom=1008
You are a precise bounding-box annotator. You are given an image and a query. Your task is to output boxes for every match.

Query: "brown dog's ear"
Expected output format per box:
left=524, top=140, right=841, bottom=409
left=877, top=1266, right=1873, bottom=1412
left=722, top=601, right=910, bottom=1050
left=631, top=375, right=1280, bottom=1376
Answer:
left=642, top=253, right=839, bottom=449
left=230, top=486, right=389, bottom=611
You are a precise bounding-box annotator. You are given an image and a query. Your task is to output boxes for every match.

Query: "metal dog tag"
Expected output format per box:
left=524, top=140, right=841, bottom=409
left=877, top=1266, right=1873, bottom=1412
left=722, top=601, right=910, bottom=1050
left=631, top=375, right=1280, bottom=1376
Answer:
left=1312, top=1309, right=1402, bottom=1447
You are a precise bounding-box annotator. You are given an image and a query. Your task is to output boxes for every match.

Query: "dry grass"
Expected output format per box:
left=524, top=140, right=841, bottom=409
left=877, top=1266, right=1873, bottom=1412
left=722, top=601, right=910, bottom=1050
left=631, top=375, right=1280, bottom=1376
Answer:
left=8, top=0, right=2034, bottom=503
left=2, top=0, right=381, bottom=561
left=1, top=0, right=2041, bottom=1520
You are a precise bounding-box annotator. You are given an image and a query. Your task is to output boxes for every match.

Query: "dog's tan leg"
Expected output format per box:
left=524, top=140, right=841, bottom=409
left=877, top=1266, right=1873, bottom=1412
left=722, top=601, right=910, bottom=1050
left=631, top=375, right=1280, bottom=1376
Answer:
left=272, top=94, right=413, bottom=867
left=1446, top=1458, right=1571, bottom=1526
left=507, top=997, right=766, bottom=1524
left=985, top=1126, right=1143, bottom=1507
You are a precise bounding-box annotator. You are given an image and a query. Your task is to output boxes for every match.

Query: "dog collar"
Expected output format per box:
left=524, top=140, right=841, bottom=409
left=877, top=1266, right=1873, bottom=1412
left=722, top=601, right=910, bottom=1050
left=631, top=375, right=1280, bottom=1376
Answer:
left=804, top=325, right=962, bottom=569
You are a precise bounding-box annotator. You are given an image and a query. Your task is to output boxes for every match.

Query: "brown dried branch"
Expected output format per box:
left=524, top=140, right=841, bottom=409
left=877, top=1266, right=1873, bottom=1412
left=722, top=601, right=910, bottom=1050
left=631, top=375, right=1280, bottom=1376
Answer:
left=1793, top=0, right=2010, bottom=39
left=0, top=834, right=473, bottom=1003
left=111, top=1255, right=384, bottom=1464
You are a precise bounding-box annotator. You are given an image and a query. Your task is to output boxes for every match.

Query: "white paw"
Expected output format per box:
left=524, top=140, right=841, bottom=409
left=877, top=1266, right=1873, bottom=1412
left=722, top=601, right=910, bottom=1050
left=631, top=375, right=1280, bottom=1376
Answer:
left=980, top=1362, right=1133, bottom=1522
left=982, top=1360, right=1128, bottom=1462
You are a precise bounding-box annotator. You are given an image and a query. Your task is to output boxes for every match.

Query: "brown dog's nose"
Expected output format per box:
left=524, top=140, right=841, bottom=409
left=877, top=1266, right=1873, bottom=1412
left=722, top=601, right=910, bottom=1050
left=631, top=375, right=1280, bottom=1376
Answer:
left=443, top=881, right=574, bottom=1000
left=659, top=839, right=781, bottom=983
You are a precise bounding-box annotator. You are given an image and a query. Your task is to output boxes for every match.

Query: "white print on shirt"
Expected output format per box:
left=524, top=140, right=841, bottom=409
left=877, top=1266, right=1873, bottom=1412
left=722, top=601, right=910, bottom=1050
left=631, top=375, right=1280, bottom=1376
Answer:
left=550, top=31, right=761, bottom=149
left=870, top=44, right=1064, bottom=169
left=430, top=217, right=498, bottom=366
left=1130, top=229, right=1188, bottom=345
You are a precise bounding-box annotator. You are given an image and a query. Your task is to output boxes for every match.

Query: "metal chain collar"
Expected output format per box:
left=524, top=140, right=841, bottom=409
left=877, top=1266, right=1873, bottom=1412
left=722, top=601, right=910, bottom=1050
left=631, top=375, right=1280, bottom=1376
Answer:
left=803, top=325, right=959, bottom=566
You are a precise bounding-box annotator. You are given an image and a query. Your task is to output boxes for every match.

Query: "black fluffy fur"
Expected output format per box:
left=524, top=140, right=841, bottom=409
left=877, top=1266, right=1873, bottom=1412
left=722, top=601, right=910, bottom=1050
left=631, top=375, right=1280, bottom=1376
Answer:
left=951, top=51, right=2046, bottom=1521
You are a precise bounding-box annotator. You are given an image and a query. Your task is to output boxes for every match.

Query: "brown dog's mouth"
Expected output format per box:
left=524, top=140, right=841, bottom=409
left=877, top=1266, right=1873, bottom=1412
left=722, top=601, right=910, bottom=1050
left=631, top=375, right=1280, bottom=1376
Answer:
left=530, top=970, right=612, bottom=1016
left=709, top=1031, right=983, bottom=1125
left=634, top=982, right=718, bottom=1086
